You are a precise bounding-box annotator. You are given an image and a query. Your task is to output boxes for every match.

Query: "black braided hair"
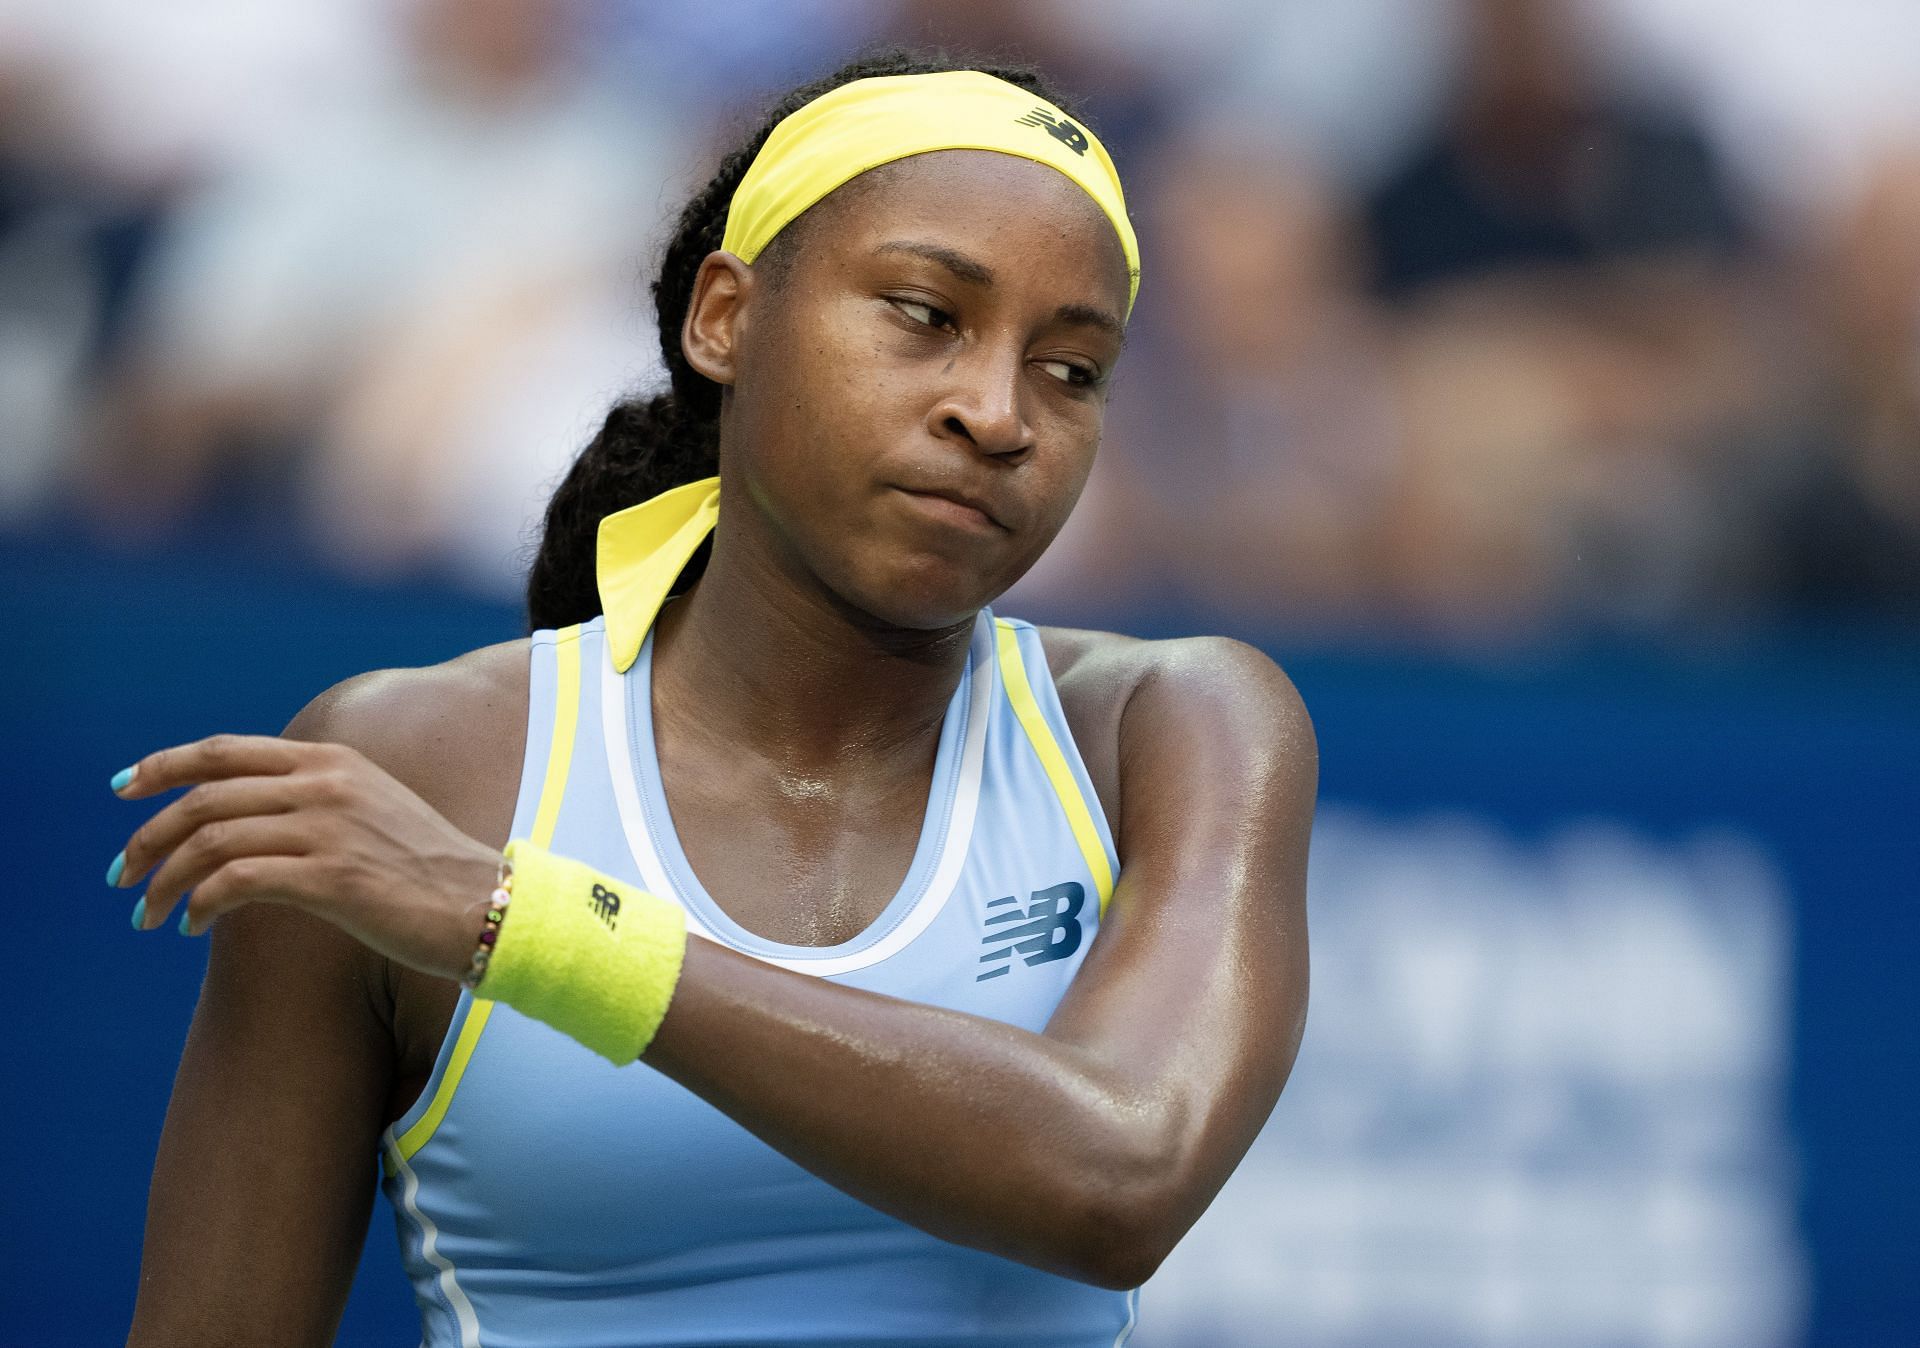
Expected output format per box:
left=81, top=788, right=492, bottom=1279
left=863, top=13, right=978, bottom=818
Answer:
left=524, top=48, right=1082, bottom=632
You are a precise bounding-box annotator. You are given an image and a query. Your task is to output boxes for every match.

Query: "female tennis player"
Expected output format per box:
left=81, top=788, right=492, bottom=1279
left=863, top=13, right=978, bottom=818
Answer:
left=116, top=53, right=1314, bottom=1347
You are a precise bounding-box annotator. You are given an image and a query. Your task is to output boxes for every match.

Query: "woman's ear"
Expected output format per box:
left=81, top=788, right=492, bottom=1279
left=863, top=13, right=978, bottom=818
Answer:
left=682, top=251, right=755, bottom=386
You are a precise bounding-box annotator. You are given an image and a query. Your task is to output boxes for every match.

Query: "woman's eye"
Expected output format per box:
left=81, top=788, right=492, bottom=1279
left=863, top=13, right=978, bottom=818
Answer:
left=892, top=299, right=954, bottom=331
left=1039, top=359, right=1098, bottom=388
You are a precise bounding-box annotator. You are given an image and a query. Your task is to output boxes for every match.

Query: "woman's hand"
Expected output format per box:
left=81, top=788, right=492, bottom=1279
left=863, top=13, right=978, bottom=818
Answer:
left=108, top=733, right=502, bottom=980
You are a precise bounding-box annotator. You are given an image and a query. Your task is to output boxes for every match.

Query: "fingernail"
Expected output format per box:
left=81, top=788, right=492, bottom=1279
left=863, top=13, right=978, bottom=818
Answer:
left=130, top=896, right=147, bottom=931
left=107, top=851, right=125, bottom=887
left=178, top=908, right=194, bottom=937
left=111, top=766, right=136, bottom=792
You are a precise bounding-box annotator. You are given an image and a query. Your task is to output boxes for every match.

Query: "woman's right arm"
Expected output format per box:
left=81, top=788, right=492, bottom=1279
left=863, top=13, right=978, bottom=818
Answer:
left=128, top=908, right=394, bottom=1346
left=127, top=692, right=400, bottom=1347
left=126, top=642, right=526, bottom=1347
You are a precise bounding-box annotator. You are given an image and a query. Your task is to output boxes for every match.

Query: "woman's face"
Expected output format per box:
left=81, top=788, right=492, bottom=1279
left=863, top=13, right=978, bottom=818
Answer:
left=692, top=149, right=1132, bottom=631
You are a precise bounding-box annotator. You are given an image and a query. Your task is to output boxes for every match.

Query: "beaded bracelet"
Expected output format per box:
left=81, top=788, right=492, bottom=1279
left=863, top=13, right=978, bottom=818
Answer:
left=459, top=854, right=513, bottom=990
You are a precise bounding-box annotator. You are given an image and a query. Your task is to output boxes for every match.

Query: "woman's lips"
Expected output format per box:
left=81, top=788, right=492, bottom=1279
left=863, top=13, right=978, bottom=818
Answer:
left=891, top=487, right=1007, bottom=534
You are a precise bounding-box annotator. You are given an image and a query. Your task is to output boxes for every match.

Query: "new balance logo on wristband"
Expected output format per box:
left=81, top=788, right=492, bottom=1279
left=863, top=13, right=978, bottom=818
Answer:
left=977, top=882, right=1085, bottom=981
left=589, top=882, right=621, bottom=930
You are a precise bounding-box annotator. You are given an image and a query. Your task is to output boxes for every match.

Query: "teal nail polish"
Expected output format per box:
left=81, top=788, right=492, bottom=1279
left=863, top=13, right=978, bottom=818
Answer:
left=110, top=766, right=136, bottom=792
left=178, top=909, right=194, bottom=936
left=106, top=851, right=125, bottom=887
left=130, top=896, right=147, bottom=930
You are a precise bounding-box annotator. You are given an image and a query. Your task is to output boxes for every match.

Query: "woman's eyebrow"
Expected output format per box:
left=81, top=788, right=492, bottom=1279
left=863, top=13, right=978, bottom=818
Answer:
left=1054, top=301, right=1124, bottom=340
left=875, top=240, right=1124, bottom=340
left=874, top=240, right=994, bottom=287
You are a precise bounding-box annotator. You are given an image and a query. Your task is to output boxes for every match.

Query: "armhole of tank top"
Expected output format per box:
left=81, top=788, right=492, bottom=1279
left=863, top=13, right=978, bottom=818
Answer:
left=382, top=622, right=586, bottom=1175
left=993, top=618, right=1119, bottom=918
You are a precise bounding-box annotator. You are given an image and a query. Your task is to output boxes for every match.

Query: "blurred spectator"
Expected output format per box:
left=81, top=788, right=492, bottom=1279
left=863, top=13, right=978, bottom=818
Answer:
left=0, top=60, right=178, bottom=518
left=1376, top=266, right=1782, bottom=637
left=1761, top=147, right=1920, bottom=620
left=1364, top=0, right=1742, bottom=298
left=1592, top=0, right=1920, bottom=233
left=81, top=0, right=683, bottom=591
left=1348, top=0, right=1776, bottom=637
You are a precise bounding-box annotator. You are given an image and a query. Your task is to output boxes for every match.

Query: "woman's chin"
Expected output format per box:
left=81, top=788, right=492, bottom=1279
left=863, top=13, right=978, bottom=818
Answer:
left=836, top=558, right=1010, bottom=634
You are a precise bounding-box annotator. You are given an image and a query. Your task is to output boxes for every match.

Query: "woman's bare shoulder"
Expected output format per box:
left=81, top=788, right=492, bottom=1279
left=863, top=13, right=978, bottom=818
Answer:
left=1033, top=624, right=1309, bottom=842
left=1037, top=625, right=1302, bottom=723
left=285, top=638, right=531, bottom=809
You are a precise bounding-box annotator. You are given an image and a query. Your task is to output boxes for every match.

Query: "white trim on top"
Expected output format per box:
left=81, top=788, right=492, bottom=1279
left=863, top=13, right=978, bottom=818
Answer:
left=599, top=629, right=683, bottom=911
left=600, top=614, right=994, bottom=977
left=1114, top=1285, right=1141, bottom=1345
left=388, top=1143, right=483, bottom=1348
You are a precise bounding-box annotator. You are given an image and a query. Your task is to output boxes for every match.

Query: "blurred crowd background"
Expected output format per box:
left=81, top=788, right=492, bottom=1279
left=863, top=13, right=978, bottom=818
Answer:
left=5, top=0, right=1918, bottom=645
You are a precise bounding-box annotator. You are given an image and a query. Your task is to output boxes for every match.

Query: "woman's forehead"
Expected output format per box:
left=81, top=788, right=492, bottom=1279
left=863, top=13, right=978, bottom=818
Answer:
left=845, top=150, right=1117, bottom=236
left=806, top=151, right=1131, bottom=302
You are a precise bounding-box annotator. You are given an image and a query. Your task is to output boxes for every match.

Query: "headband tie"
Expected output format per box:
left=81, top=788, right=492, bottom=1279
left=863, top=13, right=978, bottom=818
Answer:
left=599, top=73, right=1140, bottom=668
left=599, top=476, right=719, bottom=672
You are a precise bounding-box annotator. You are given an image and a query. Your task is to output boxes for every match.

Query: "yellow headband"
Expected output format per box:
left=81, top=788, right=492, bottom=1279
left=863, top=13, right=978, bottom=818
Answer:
left=720, top=70, right=1140, bottom=314
left=598, top=73, right=1141, bottom=668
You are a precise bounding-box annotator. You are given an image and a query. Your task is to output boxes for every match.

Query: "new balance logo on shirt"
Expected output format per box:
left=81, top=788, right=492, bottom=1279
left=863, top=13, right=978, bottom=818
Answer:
left=977, top=882, right=1086, bottom=980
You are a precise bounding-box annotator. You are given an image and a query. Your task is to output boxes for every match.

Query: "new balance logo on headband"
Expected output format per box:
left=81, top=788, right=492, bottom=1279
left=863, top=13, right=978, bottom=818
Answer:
left=1016, top=108, right=1089, bottom=156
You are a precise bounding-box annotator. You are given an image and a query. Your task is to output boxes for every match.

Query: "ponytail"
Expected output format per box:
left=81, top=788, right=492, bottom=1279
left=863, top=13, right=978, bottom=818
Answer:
left=523, top=49, right=1078, bottom=632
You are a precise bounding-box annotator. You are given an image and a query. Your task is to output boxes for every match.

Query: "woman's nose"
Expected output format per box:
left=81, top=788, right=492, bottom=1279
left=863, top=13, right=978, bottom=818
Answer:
left=930, top=345, right=1035, bottom=460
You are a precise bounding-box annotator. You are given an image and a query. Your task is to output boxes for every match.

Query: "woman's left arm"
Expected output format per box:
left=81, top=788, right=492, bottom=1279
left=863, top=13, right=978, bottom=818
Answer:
left=113, top=636, right=1314, bottom=1290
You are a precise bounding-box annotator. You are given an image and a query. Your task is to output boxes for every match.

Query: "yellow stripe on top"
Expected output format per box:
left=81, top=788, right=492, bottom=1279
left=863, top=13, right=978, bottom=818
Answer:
left=529, top=626, right=584, bottom=851
left=994, top=620, right=1116, bottom=916
left=387, top=623, right=584, bottom=1170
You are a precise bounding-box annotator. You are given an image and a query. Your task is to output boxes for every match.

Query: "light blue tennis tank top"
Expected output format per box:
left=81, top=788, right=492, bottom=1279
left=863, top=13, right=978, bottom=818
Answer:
left=379, top=608, right=1140, bottom=1347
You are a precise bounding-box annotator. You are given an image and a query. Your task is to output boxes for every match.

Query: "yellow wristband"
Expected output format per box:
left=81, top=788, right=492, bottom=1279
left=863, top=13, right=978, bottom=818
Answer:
left=479, top=840, right=689, bottom=1066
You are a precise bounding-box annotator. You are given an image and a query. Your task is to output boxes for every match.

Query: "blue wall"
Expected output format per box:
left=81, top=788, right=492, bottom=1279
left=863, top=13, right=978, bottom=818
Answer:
left=3, top=535, right=1914, bottom=1345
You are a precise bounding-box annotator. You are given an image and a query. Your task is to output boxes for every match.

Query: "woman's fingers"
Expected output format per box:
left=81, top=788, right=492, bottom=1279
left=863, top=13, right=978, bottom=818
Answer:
left=111, top=738, right=358, bottom=929
left=108, top=730, right=498, bottom=972
left=114, top=775, right=305, bottom=890
left=136, top=815, right=316, bottom=931
left=111, top=734, right=313, bottom=802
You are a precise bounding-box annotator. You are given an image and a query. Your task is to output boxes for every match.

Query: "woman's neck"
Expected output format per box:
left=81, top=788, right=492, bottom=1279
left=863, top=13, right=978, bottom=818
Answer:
left=648, top=516, right=975, bottom=777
